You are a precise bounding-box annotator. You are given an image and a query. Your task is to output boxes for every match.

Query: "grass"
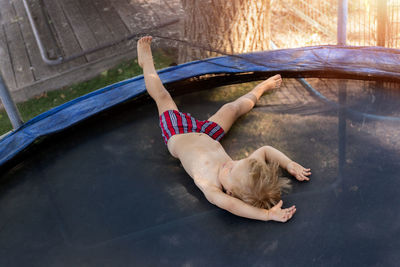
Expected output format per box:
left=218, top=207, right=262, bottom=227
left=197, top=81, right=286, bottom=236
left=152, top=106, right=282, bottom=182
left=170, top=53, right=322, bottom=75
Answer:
left=0, top=48, right=175, bottom=136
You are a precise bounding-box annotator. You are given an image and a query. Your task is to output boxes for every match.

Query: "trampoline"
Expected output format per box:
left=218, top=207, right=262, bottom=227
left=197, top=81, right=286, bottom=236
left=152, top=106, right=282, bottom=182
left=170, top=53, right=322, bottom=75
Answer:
left=0, top=46, right=400, bottom=266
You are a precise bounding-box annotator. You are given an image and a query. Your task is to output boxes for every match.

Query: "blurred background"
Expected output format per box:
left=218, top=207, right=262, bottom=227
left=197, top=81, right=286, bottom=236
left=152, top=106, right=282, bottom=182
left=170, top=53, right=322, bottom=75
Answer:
left=0, top=0, right=398, bottom=135
left=272, top=0, right=397, bottom=48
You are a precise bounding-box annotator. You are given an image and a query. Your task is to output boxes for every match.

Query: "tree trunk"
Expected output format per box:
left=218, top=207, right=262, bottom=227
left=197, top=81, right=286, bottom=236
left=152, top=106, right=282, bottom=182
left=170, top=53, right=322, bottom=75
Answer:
left=179, top=0, right=272, bottom=63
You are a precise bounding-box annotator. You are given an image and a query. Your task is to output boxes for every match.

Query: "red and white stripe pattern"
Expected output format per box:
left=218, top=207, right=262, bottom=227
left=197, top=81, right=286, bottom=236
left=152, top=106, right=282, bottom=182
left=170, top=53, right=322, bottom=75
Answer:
left=159, top=110, right=225, bottom=145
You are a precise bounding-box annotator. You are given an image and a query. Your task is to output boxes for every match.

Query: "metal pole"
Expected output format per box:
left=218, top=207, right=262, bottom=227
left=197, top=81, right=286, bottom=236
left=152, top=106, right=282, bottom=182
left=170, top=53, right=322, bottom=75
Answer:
left=377, top=0, right=387, bottom=46
left=337, top=0, right=348, bottom=45
left=337, top=0, right=348, bottom=190
left=0, top=73, right=23, bottom=129
left=23, top=0, right=179, bottom=65
left=338, top=81, right=347, bottom=180
left=22, top=0, right=63, bottom=65
left=338, top=0, right=348, bottom=184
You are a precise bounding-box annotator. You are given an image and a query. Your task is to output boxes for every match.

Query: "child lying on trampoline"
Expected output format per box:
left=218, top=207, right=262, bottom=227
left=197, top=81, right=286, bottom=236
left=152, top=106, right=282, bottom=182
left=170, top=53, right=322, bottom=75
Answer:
left=137, top=36, right=311, bottom=222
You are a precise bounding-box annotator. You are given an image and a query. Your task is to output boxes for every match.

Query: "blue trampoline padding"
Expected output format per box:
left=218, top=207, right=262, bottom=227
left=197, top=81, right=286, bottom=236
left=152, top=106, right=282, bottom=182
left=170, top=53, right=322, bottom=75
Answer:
left=1, top=45, right=400, bottom=167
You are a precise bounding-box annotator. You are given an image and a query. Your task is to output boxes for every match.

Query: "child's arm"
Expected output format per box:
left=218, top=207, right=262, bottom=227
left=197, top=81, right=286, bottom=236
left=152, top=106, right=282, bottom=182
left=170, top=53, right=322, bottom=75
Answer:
left=252, top=146, right=311, bottom=181
left=202, top=187, right=296, bottom=222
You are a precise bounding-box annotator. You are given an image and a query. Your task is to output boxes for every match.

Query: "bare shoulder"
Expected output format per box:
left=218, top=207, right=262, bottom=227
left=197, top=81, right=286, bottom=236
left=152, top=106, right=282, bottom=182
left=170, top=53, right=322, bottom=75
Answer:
left=193, top=177, right=221, bottom=193
left=193, top=177, right=223, bottom=200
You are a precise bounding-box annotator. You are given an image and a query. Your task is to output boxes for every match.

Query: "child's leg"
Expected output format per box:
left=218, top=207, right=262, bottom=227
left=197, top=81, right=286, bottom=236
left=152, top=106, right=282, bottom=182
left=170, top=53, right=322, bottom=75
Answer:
left=137, top=36, right=178, bottom=115
left=208, top=75, right=282, bottom=133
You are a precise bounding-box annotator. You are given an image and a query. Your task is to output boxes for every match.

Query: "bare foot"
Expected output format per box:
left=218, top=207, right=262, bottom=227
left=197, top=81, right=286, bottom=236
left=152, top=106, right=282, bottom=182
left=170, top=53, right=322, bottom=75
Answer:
left=137, top=36, right=153, bottom=68
left=256, top=74, right=282, bottom=93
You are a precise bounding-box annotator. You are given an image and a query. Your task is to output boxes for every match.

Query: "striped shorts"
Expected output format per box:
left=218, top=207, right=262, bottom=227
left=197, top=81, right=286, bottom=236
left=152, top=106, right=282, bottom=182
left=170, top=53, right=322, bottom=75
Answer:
left=159, top=110, right=225, bottom=145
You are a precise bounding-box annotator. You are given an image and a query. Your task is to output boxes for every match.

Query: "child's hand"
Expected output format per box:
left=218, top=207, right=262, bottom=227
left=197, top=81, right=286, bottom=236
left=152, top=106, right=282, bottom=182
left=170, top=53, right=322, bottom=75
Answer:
left=267, top=200, right=296, bottom=222
left=287, top=161, right=311, bottom=181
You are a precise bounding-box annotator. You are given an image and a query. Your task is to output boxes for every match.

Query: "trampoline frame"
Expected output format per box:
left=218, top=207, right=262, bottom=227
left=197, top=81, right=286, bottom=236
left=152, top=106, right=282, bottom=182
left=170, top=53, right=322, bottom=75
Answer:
left=1, top=45, right=400, bottom=172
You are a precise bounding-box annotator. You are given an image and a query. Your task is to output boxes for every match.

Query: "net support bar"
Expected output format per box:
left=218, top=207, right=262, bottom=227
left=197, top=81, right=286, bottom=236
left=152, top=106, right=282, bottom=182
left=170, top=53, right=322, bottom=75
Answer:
left=337, top=0, right=348, bottom=45
left=0, top=74, right=23, bottom=130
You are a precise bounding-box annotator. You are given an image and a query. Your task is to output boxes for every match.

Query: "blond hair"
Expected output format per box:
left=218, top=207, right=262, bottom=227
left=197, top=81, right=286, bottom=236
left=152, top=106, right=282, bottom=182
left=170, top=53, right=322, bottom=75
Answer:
left=231, top=158, right=291, bottom=209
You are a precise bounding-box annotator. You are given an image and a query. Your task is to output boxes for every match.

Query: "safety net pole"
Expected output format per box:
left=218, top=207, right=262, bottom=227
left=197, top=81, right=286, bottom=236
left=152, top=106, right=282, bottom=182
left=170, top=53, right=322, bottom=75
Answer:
left=337, top=0, right=348, bottom=182
left=337, top=0, right=348, bottom=45
left=0, top=73, right=23, bottom=130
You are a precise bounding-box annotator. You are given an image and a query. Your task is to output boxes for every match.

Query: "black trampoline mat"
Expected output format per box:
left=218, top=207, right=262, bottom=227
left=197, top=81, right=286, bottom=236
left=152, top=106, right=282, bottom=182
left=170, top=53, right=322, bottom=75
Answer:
left=1, top=79, right=400, bottom=266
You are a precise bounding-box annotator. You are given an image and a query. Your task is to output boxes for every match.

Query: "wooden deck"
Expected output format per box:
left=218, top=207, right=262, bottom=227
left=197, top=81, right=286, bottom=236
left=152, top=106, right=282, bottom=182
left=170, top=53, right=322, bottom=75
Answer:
left=0, top=0, right=182, bottom=103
